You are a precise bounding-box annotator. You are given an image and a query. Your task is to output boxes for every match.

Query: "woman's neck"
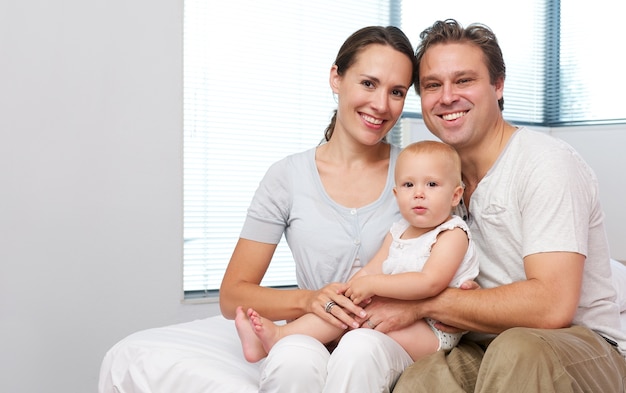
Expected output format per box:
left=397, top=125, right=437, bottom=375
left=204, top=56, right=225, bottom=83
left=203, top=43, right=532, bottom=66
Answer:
left=318, top=137, right=389, bottom=168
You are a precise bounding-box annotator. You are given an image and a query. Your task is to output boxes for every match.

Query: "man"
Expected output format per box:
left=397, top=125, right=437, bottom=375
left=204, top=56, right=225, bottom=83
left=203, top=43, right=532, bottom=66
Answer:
left=392, top=19, right=626, bottom=392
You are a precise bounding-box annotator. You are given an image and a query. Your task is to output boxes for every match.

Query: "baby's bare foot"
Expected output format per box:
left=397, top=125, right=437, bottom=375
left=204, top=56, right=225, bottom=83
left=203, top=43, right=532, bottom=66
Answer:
left=234, top=306, right=268, bottom=362
left=248, top=308, right=282, bottom=354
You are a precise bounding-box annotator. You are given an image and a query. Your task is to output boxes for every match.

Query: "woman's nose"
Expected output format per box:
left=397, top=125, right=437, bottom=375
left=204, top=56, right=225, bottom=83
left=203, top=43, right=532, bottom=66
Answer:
left=371, top=90, right=389, bottom=113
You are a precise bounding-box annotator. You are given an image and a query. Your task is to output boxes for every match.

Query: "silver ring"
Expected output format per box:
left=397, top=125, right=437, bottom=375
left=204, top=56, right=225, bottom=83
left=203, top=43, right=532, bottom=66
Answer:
left=367, top=320, right=375, bottom=328
left=324, top=300, right=337, bottom=313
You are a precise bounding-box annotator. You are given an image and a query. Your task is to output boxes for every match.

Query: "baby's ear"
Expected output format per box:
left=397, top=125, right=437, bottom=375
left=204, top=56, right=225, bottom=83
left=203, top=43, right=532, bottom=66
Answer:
left=451, top=185, right=464, bottom=206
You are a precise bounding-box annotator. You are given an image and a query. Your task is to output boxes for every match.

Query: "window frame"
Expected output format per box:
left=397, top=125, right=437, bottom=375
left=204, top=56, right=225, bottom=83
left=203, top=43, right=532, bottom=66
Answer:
left=183, top=0, right=626, bottom=299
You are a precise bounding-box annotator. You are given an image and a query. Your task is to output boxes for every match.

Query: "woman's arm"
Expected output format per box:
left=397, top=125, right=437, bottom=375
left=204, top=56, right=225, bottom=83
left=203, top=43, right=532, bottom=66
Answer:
left=220, top=238, right=366, bottom=329
left=220, top=238, right=305, bottom=320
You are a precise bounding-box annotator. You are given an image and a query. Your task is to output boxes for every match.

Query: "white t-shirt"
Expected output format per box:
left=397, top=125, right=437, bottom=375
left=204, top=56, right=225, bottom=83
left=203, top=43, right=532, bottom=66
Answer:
left=460, top=127, right=626, bottom=356
left=241, top=144, right=402, bottom=290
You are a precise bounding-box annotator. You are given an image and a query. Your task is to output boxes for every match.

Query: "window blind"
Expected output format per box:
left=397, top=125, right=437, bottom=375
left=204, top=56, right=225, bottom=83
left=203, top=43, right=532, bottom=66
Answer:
left=558, top=0, right=626, bottom=125
left=401, top=0, right=626, bottom=126
left=184, top=0, right=626, bottom=296
left=400, top=0, right=550, bottom=124
left=183, top=0, right=394, bottom=295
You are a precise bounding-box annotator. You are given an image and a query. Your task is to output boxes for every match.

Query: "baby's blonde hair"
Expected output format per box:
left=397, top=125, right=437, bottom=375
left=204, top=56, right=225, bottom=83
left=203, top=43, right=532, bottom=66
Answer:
left=397, top=140, right=462, bottom=185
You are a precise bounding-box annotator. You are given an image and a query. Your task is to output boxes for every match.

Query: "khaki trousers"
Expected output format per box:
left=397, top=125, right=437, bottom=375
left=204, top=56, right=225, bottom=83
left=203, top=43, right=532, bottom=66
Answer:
left=393, top=326, right=626, bottom=393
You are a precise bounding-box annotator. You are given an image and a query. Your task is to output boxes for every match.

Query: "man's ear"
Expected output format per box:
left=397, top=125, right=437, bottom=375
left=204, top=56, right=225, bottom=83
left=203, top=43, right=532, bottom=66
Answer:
left=494, top=76, right=505, bottom=100
left=329, top=65, right=341, bottom=94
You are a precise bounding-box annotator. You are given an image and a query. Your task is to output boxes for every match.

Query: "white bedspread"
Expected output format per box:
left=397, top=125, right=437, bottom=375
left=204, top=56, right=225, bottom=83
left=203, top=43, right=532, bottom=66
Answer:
left=99, top=315, right=260, bottom=393
left=99, top=260, right=626, bottom=393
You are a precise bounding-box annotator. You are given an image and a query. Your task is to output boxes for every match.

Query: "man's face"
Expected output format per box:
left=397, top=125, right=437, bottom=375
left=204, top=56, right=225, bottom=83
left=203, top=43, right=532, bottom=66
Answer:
left=418, top=42, right=504, bottom=150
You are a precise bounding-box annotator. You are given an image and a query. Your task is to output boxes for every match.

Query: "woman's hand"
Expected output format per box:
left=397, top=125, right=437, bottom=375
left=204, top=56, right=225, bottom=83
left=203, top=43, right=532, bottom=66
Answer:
left=309, top=282, right=367, bottom=330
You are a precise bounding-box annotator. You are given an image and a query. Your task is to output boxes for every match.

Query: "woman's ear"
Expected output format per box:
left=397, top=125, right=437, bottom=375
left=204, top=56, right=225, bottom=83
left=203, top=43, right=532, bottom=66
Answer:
left=329, top=65, right=341, bottom=94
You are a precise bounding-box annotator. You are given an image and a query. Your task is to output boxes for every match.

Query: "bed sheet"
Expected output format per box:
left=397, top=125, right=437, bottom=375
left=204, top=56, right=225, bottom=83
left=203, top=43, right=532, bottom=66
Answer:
left=99, top=315, right=260, bottom=393
left=100, top=260, right=626, bottom=393
left=99, top=315, right=626, bottom=393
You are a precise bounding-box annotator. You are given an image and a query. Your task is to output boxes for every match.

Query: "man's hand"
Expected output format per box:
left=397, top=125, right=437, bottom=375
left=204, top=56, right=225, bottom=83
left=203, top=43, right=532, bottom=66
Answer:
left=359, top=280, right=481, bottom=333
left=459, top=280, right=480, bottom=290
left=357, top=296, right=421, bottom=333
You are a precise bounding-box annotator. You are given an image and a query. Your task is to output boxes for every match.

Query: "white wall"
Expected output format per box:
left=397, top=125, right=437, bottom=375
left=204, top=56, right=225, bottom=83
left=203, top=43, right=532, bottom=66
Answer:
left=552, top=124, right=626, bottom=261
left=0, top=2, right=219, bottom=392
left=0, top=2, right=624, bottom=393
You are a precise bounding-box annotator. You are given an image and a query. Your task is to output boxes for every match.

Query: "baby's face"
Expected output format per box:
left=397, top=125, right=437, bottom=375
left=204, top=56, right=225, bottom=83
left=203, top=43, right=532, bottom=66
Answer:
left=393, top=151, right=462, bottom=229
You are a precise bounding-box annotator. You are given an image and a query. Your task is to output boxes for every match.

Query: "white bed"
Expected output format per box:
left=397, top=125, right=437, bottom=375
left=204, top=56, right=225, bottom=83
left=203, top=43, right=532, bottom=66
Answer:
left=99, top=260, right=626, bottom=393
left=99, top=315, right=261, bottom=393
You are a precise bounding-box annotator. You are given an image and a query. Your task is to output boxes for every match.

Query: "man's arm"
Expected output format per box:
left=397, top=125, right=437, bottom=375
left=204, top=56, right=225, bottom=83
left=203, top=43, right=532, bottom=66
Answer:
left=422, top=251, right=584, bottom=333
left=362, top=251, right=583, bottom=334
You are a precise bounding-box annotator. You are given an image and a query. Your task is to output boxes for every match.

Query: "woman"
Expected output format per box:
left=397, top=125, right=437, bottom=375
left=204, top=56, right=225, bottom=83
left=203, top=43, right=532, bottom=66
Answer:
left=220, top=25, right=418, bottom=392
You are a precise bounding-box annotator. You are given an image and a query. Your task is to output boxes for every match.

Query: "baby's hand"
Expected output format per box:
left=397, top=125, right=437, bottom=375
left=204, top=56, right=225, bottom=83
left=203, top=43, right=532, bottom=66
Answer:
left=344, top=276, right=375, bottom=305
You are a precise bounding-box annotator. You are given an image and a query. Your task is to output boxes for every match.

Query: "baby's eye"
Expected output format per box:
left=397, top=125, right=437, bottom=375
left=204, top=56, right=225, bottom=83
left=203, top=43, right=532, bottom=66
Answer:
left=426, top=181, right=438, bottom=187
left=403, top=182, right=414, bottom=188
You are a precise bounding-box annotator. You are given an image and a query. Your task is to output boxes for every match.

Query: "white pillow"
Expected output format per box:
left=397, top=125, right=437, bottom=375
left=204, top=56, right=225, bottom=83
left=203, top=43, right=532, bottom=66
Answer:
left=610, top=259, right=626, bottom=312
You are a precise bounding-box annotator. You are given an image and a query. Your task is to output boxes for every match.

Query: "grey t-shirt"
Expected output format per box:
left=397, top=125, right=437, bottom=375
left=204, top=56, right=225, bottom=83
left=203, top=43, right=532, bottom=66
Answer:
left=240, top=144, right=402, bottom=290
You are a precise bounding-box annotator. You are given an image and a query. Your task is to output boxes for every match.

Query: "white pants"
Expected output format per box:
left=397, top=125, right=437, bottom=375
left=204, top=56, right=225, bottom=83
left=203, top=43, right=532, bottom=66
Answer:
left=258, top=329, right=413, bottom=393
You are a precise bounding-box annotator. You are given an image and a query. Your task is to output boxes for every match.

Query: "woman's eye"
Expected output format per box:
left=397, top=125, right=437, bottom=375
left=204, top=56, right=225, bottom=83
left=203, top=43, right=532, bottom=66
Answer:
left=362, top=80, right=374, bottom=88
left=391, top=89, right=405, bottom=98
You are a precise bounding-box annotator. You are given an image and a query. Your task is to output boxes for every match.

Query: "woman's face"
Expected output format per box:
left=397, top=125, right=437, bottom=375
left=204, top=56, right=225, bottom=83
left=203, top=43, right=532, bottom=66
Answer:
left=330, top=44, right=414, bottom=146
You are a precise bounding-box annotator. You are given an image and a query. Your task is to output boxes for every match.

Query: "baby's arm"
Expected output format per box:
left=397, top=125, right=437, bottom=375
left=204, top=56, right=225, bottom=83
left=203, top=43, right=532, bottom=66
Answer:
left=338, top=232, right=392, bottom=304
left=346, top=227, right=469, bottom=304
left=350, top=232, right=393, bottom=280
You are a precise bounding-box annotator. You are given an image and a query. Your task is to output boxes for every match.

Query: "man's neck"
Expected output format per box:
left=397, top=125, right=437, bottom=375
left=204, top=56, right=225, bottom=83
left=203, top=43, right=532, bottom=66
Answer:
left=460, top=122, right=518, bottom=204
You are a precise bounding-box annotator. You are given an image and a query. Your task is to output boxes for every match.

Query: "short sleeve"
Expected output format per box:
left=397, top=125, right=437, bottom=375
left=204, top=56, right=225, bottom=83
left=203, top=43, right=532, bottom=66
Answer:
left=240, top=157, right=292, bottom=244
